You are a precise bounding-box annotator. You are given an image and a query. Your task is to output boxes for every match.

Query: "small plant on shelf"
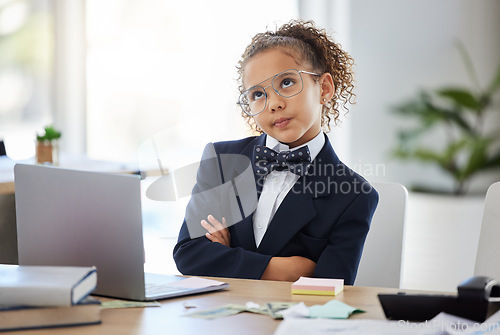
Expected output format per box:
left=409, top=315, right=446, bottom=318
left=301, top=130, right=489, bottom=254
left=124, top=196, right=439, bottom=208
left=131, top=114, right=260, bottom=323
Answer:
left=36, top=125, right=61, bottom=142
left=36, top=125, right=62, bottom=165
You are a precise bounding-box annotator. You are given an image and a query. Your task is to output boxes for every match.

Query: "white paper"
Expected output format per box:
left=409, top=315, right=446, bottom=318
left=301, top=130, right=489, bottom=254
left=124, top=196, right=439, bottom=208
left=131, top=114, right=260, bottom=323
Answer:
left=453, top=310, right=500, bottom=334
left=166, top=277, right=226, bottom=289
left=274, top=311, right=500, bottom=335
left=280, top=302, right=310, bottom=319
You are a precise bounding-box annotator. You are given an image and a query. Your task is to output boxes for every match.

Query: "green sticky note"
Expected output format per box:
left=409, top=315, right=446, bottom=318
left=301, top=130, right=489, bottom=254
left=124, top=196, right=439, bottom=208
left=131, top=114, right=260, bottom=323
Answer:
left=308, top=300, right=365, bottom=319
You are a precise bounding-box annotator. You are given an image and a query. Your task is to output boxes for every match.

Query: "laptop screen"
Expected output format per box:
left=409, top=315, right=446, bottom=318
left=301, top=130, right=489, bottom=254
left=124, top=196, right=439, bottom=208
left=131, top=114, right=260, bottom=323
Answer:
left=15, top=164, right=147, bottom=300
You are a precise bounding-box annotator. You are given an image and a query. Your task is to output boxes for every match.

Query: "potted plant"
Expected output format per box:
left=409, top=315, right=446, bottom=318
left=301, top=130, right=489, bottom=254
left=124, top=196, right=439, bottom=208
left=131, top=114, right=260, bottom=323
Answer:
left=36, top=125, right=61, bottom=165
left=392, top=45, right=500, bottom=195
left=393, top=45, right=500, bottom=291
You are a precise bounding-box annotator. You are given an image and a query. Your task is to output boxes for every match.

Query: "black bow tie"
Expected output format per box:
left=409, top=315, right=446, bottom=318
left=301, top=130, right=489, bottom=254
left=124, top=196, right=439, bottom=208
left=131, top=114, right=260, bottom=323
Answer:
left=252, top=145, right=312, bottom=177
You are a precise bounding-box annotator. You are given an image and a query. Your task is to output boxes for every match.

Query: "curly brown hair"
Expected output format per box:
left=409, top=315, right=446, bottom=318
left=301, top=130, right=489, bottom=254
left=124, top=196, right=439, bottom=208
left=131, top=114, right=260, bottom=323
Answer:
left=237, top=20, right=355, bottom=134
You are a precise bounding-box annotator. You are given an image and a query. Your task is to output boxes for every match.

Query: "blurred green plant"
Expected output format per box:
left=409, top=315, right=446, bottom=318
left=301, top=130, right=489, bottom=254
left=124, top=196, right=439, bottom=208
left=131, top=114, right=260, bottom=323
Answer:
left=0, top=3, right=53, bottom=74
left=36, top=125, right=61, bottom=141
left=392, top=44, right=500, bottom=195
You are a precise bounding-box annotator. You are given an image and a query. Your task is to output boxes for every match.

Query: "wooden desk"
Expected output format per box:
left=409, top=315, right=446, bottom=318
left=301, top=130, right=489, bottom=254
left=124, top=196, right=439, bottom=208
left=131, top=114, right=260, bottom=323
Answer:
left=0, top=181, right=14, bottom=195
left=8, top=278, right=406, bottom=335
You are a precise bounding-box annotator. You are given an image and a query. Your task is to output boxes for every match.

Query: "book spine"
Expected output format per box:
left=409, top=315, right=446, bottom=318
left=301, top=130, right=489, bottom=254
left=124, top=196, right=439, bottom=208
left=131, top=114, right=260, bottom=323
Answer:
left=0, top=286, right=71, bottom=307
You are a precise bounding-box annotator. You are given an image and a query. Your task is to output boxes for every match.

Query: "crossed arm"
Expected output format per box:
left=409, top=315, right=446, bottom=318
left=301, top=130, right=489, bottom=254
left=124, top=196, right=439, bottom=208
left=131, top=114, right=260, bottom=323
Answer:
left=201, top=215, right=316, bottom=281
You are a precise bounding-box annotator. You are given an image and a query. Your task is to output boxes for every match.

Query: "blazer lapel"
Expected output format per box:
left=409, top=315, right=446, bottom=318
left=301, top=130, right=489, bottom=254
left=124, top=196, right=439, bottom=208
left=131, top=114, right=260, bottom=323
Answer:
left=231, top=215, right=257, bottom=251
left=230, top=134, right=266, bottom=252
left=252, top=134, right=267, bottom=196
left=256, top=135, right=340, bottom=255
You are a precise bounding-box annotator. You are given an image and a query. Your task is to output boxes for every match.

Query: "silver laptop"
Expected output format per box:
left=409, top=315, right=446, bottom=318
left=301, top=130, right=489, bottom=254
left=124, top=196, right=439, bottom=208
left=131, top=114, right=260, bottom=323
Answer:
left=14, top=163, right=228, bottom=301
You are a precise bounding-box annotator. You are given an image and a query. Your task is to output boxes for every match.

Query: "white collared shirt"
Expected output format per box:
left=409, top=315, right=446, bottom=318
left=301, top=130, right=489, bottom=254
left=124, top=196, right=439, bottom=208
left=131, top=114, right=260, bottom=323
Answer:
left=253, top=131, right=325, bottom=247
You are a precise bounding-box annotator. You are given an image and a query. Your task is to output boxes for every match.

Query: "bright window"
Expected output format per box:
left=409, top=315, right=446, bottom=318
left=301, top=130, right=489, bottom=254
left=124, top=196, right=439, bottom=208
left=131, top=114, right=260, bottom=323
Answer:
left=0, top=0, right=53, bottom=159
left=86, top=0, right=299, bottom=165
left=86, top=0, right=299, bottom=274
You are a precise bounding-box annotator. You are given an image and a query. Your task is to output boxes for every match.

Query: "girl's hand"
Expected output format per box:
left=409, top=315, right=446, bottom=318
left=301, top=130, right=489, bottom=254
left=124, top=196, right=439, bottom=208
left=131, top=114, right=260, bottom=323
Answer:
left=201, top=215, right=230, bottom=247
left=288, top=256, right=316, bottom=278
left=261, top=256, right=316, bottom=281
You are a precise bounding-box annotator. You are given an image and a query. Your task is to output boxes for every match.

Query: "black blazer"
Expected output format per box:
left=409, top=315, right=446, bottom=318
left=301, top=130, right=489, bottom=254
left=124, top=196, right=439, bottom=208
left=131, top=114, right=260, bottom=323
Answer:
left=173, top=133, right=378, bottom=285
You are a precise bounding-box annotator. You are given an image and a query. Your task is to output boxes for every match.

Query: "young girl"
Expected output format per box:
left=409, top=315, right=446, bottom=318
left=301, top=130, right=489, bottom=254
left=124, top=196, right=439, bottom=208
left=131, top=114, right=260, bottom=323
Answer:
left=173, top=20, right=378, bottom=284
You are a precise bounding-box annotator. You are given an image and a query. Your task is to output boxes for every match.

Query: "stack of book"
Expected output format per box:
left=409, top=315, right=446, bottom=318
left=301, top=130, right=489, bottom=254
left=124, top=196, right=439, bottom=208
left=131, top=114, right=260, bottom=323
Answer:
left=0, top=264, right=100, bottom=331
left=291, top=277, right=344, bottom=296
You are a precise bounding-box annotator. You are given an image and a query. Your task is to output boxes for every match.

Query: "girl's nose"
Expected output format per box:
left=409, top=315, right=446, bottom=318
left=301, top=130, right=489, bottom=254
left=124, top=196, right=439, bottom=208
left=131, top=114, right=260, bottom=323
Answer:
left=267, top=90, right=286, bottom=112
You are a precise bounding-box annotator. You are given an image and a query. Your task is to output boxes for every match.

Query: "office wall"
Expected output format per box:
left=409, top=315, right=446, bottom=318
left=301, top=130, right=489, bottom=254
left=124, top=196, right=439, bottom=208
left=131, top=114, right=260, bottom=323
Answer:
left=347, top=0, right=500, bottom=193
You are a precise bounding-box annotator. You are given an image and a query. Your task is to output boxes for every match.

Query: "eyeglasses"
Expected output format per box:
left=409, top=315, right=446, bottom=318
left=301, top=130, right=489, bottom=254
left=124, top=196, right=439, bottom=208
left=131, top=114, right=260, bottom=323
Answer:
left=237, top=69, right=320, bottom=116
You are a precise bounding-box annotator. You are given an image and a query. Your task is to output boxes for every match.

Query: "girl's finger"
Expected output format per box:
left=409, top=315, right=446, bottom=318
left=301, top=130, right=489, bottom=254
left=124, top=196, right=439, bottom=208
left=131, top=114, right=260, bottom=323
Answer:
left=201, top=219, right=226, bottom=243
left=201, top=220, right=217, bottom=235
left=205, top=232, right=219, bottom=243
left=207, top=215, right=225, bottom=231
left=202, top=216, right=230, bottom=246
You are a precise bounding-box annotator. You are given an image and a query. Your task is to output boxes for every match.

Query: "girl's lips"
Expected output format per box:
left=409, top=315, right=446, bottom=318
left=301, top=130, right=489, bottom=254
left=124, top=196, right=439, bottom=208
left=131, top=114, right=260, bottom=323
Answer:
left=273, top=118, right=291, bottom=128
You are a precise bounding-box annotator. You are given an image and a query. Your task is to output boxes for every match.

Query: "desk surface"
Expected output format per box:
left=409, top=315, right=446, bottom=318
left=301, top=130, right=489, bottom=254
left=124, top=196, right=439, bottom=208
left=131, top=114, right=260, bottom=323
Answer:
left=0, top=155, right=139, bottom=195
left=7, top=278, right=414, bottom=335
left=0, top=180, right=14, bottom=195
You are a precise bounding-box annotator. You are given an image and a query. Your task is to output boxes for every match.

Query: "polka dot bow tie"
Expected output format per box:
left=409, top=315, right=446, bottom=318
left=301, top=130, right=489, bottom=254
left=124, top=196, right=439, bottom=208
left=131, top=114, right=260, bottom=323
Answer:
left=252, top=145, right=312, bottom=177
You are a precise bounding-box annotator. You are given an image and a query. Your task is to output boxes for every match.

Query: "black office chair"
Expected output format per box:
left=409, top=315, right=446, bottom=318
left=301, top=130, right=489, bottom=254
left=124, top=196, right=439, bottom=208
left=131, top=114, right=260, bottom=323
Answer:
left=0, top=140, right=6, bottom=156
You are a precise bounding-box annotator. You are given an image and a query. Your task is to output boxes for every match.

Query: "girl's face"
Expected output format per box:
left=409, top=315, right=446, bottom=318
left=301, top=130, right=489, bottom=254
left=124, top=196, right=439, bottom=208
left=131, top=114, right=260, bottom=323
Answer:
left=243, top=48, right=333, bottom=148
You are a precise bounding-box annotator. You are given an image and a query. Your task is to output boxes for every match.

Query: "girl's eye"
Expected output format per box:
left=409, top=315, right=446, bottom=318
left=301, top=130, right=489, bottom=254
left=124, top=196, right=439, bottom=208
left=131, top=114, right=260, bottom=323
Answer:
left=251, top=90, right=265, bottom=102
left=281, top=78, right=295, bottom=89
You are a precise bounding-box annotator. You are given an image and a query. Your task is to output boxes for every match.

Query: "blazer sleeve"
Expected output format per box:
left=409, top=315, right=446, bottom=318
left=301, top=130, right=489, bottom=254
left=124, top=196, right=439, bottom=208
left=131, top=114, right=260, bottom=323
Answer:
left=313, top=186, right=379, bottom=285
left=173, top=223, right=272, bottom=279
left=173, top=143, right=272, bottom=279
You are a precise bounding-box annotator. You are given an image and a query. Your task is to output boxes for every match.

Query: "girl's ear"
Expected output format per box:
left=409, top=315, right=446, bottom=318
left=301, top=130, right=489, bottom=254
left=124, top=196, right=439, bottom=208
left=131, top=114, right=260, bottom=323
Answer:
left=319, top=73, right=334, bottom=102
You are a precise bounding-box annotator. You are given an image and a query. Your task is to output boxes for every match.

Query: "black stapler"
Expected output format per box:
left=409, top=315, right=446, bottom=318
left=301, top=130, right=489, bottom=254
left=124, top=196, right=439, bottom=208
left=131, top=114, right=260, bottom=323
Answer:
left=378, top=276, right=500, bottom=322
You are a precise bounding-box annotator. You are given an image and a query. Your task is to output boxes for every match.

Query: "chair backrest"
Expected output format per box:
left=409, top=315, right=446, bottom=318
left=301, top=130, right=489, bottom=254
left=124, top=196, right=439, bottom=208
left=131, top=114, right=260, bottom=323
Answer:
left=355, top=181, right=408, bottom=288
left=474, top=182, right=500, bottom=279
left=0, top=140, right=6, bottom=156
